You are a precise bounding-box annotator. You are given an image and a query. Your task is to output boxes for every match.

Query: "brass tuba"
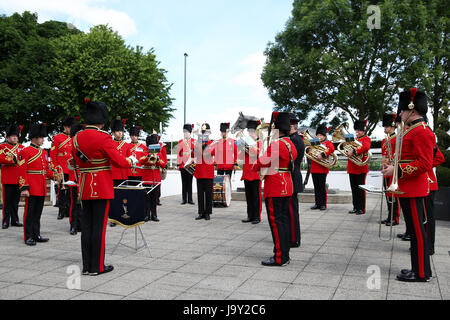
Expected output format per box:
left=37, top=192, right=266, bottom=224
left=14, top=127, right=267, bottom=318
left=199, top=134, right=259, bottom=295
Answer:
left=304, top=129, right=337, bottom=168
left=332, top=123, right=372, bottom=166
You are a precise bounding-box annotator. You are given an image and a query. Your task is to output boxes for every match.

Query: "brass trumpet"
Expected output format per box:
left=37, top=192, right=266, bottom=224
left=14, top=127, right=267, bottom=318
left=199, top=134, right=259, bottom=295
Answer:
left=303, top=129, right=337, bottom=168
left=0, top=147, right=18, bottom=164
left=53, top=165, right=67, bottom=190
left=332, top=123, right=372, bottom=166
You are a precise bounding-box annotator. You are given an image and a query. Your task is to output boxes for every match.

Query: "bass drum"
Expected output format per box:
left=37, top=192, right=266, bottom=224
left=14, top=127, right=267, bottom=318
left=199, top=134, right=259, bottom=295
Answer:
left=212, top=175, right=232, bottom=207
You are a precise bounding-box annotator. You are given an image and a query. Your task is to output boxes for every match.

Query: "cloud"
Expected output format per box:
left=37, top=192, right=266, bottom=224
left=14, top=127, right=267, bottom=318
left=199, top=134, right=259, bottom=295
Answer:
left=0, top=0, right=137, bottom=37
left=232, top=52, right=267, bottom=88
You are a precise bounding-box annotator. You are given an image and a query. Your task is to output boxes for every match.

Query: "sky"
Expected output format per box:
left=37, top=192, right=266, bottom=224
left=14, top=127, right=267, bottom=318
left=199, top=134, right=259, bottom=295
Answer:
left=0, top=0, right=388, bottom=141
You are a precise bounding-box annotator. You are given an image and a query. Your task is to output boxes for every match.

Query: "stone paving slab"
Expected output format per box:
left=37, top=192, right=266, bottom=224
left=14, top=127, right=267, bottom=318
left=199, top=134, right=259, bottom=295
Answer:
left=0, top=193, right=449, bottom=300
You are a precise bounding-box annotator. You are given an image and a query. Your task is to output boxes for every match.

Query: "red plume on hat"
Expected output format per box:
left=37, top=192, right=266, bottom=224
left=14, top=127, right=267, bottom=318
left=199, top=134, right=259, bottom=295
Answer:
left=19, top=125, right=23, bottom=136
left=257, top=120, right=261, bottom=126
left=122, top=118, right=126, bottom=127
left=327, top=126, right=332, bottom=133
left=75, top=116, right=80, bottom=122
left=409, top=88, right=417, bottom=109
left=192, top=124, right=194, bottom=129
left=84, top=98, right=90, bottom=104
left=272, top=111, right=279, bottom=123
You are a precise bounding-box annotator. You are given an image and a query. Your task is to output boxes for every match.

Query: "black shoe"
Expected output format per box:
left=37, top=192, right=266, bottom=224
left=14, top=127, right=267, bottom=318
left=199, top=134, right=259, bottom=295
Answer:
left=348, top=209, right=357, bottom=214
left=181, top=201, right=187, bottom=205
left=402, top=235, right=411, bottom=241
left=401, top=269, right=412, bottom=275
left=355, top=210, right=365, bottom=215
left=396, top=271, right=431, bottom=282
left=188, top=201, right=195, bottom=205
left=310, top=205, right=320, bottom=210
left=157, top=200, right=162, bottom=206
left=70, top=227, right=77, bottom=235
left=57, top=213, right=64, bottom=220
left=397, top=233, right=407, bottom=239
left=90, top=265, right=114, bottom=276
left=25, top=238, right=36, bottom=246
left=385, top=221, right=399, bottom=226
left=34, top=236, right=49, bottom=243
left=2, top=222, right=8, bottom=229
left=251, top=220, right=261, bottom=225
left=195, top=215, right=204, bottom=220
left=151, top=216, right=160, bottom=222
left=11, top=222, right=23, bottom=227
left=242, top=218, right=252, bottom=223
left=144, top=216, right=150, bottom=222
left=290, top=242, right=300, bottom=248
left=380, top=219, right=389, bottom=225
left=82, top=269, right=90, bottom=276
left=110, top=222, right=116, bottom=227
left=320, top=206, right=326, bottom=211
left=204, top=214, right=210, bottom=221
left=261, top=257, right=290, bottom=267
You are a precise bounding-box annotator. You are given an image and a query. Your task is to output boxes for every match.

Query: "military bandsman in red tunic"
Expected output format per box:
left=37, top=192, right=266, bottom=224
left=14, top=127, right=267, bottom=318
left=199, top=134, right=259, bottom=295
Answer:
left=382, top=88, right=434, bottom=282
left=1, top=125, right=25, bottom=229
left=73, top=100, right=134, bottom=276
left=18, top=123, right=60, bottom=246
left=347, top=120, right=371, bottom=215
left=177, top=124, right=196, bottom=205
left=215, top=122, right=238, bottom=179
left=128, top=126, right=147, bottom=181
left=252, top=112, right=297, bottom=267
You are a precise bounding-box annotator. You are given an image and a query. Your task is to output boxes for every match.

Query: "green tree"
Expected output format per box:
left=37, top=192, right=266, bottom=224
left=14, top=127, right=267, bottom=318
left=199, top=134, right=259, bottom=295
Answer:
left=52, top=25, right=174, bottom=134
left=0, top=11, right=80, bottom=141
left=262, top=0, right=432, bottom=134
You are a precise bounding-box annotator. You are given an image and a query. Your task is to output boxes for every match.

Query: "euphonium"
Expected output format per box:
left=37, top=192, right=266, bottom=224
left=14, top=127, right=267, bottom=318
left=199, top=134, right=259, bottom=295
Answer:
left=303, top=129, right=337, bottom=168
left=332, top=123, right=372, bottom=166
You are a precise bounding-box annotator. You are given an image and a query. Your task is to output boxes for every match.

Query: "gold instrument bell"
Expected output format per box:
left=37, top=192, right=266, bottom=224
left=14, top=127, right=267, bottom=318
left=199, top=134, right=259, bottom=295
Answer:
left=332, top=123, right=371, bottom=166
left=304, top=129, right=337, bottom=168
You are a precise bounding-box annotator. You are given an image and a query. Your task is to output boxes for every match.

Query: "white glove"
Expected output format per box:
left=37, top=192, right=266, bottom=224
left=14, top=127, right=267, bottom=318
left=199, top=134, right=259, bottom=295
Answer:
left=128, top=155, right=138, bottom=165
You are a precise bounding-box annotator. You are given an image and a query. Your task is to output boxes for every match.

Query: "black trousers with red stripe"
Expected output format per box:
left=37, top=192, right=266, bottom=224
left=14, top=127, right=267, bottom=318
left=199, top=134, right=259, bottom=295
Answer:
left=81, top=199, right=110, bottom=273
left=180, top=168, right=194, bottom=203
left=68, top=186, right=82, bottom=230
left=244, top=180, right=262, bottom=222
left=289, top=193, right=301, bottom=245
left=312, top=173, right=327, bottom=207
left=349, top=173, right=367, bottom=212
left=383, top=178, right=401, bottom=223
left=425, top=191, right=436, bottom=254
left=23, top=196, right=45, bottom=241
left=399, top=197, right=431, bottom=279
left=265, top=197, right=290, bottom=264
left=2, top=184, right=20, bottom=225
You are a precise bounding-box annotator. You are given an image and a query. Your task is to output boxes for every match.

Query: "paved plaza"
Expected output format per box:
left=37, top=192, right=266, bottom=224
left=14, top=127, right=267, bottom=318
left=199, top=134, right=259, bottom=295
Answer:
left=0, top=193, right=449, bottom=300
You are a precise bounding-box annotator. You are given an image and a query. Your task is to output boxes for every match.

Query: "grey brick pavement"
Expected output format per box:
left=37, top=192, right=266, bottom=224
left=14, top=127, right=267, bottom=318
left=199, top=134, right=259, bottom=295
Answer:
left=0, top=194, right=449, bottom=300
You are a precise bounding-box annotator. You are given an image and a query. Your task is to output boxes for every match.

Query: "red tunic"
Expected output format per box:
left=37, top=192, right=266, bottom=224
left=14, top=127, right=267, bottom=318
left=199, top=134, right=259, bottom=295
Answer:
left=18, top=145, right=54, bottom=196
left=73, top=126, right=131, bottom=200
left=0, top=142, right=25, bottom=184
left=213, top=137, right=238, bottom=171
left=194, top=141, right=215, bottom=179
left=129, top=142, right=148, bottom=177
left=50, top=133, right=73, bottom=174
left=111, top=139, right=132, bottom=180
left=240, top=140, right=261, bottom=181
left=139, top=144, right=167, bottom=184
left=347, top=135, right=371, bottom=174
left=252, top=137, right=297, bottom=199
left=310, top=140, right=335, bottom=174
left=397, top=121, right=435, bottom=198
left=177, top=138, right=196, bottom=170
left=428, top=135, right=445, bottom=191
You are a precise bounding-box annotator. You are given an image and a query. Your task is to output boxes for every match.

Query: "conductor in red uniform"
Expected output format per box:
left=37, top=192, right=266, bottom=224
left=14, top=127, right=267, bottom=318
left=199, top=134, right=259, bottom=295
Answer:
left=73, top=99, right=134, bottom=276
left=252, top=112, right=297, bottom=266
left=1, top=125, right=25, bottom=229
left=177, top=124, right=196, bottom=205
left=347, top=120, right=371, bottom=215
left=50, top=116, right=76, bottom=220
left=19, top=123, right=59, bottom=246
left=309, top=124, right=334, bottom=211
left=382, top=88, right=434, bottom=282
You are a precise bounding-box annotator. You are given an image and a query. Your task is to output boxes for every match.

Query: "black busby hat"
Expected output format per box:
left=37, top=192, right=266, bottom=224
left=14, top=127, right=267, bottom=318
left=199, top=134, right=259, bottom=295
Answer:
left=83, top=99, right=108, bottom=125
left=70, top=123, right=84, bottom=138
left=289, top=113, right=299, bottom=124
left=354, top=120, right=367, bottom=131
left=183, top=124, right=193, bottom=133
left=5, top=124, right=21, bottom=137
left=316, top=124, right=328, bottom=136
left=382, top=113, right=396, bottom=127
left=62, top=116, right=76, bottom=128
left=398, top=88, right=427, bottom=115
left=272, top=111, right=290, bottom=133
left=246, top=120, right=258, bottom=130
left=201, top=123, right=210, bottom=134
left=129, top=126, right=141, bottom=136
left=146, top=134, right=158, bottom=146
left=110, top=117, right=125, bottom=132
left=220, top=122, right=230, bottom=132
left=29, top=123, right=47, bottom=139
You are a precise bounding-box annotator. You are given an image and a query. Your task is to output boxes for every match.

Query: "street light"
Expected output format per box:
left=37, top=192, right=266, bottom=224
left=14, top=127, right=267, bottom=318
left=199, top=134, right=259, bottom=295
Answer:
left=184, top=53, right=188, bottom=125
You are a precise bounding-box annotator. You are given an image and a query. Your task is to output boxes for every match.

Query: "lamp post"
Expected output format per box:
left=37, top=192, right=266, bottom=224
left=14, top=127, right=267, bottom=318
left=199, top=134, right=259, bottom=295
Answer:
left=184, top=53, right=188, bottom=125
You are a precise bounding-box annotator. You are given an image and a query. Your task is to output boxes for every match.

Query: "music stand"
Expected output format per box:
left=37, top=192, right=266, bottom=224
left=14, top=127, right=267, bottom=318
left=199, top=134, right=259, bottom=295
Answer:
left=110, top=180, right=161, bottom=257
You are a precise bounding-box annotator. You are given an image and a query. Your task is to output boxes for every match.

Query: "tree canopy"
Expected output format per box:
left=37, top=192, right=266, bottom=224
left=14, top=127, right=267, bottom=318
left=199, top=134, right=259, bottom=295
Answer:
left=262, top=0, right=448, bottom=135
